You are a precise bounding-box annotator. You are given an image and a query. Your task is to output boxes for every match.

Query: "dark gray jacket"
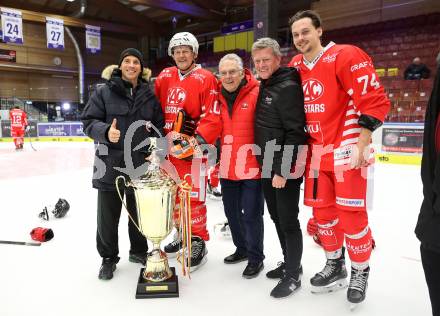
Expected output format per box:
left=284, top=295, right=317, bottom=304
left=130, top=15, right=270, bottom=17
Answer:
left=81, top=65, right=164, bottom=190
left=415, top=65, right=440, bottom=252
left=254, top=67, right=307, bottom=177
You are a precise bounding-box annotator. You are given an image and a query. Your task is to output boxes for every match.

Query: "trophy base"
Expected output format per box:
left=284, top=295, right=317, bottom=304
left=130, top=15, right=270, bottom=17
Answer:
left=136, top=267, right=179, bottom=299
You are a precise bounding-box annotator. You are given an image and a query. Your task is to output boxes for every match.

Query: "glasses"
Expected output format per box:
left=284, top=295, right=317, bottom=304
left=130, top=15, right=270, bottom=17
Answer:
left=219, top=69, right=242, bottom=77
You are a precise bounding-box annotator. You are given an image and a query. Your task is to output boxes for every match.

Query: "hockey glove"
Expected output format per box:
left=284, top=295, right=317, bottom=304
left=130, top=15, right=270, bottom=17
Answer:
left=172, top=110, right=197, bottom=136
left=30, top=227, right=54, bottom=242
left=306, top=217, right=318, bottom=236
left=170, top=134, right=206, bottom=160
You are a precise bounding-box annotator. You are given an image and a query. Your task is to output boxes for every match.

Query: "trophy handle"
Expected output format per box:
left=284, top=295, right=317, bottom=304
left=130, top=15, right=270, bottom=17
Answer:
left=115, top=175, right=141, bottom=232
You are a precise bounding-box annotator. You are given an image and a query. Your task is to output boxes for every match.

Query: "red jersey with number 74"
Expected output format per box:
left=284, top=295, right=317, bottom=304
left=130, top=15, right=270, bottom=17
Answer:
left=289, top=42, right=390, bottom=171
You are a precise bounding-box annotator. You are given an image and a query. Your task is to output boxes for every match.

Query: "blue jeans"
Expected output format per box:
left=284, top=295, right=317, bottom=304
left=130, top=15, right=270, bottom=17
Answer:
left=220, top=178, right=265, bottom=264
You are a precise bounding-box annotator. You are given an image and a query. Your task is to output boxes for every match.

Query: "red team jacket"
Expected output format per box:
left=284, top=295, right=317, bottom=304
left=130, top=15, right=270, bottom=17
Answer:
left=9, top=108, right=27, bottom=131
left=218, top=69, right=261, bottom=181
left=154, top=65, right=222, bottom=144
left=289, top=42, right=390, bottom=171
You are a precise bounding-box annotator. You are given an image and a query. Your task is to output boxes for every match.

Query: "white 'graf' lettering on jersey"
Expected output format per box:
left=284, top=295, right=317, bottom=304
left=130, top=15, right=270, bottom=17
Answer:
left=350, top=61, right=372, bottom=72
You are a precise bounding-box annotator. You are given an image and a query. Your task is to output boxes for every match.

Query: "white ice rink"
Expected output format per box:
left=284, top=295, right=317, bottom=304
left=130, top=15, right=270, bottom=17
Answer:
left=0, top=141, right=431, bottom=316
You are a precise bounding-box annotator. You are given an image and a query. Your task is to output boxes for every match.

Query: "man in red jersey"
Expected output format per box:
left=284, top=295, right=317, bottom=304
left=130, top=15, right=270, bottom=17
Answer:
left=289, top=10, right=390, bottom=305
left=155, top=32, right=221, bottom=271
left=9, top=106, right=28, bottom=150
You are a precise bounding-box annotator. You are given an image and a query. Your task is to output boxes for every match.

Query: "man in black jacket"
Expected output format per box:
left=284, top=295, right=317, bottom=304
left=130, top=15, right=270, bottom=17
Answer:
left=252, top=37, right=307, bottom=298
left=415, top=64, right=440, bottom=316
left=82, top=48, right=164, bottom=280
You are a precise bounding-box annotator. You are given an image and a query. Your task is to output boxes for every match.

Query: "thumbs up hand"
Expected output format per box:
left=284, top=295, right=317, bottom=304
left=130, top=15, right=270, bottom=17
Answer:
left=108, top=118, right=121, bottom=143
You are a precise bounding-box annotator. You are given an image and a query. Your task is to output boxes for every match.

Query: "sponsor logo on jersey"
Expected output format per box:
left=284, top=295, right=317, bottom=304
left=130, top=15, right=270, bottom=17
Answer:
left=264, top=96, right=272, bottom=105
left=322, top=52, right=338, bottom=63
left=305, top=121, right=323, bottom=142
left=165, top=122, right=173, bottom=130
left=167, top=87, right=187, bottom=106
left=191, top=72, right=206, bottom=83
left=350, top=61, right=372, bottom=72
left=334, top=144, right=353, bottom=160
left=336, top=197, right=365, bottom=207
left=303, top=78, right=324, bottom=102
left=304, top=103, right=325, bottom=113
left=164, top=105, right=179, bottom=114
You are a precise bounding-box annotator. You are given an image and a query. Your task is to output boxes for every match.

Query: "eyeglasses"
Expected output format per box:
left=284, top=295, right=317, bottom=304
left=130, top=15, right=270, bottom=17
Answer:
left=219, top=69, right=242, bottom=77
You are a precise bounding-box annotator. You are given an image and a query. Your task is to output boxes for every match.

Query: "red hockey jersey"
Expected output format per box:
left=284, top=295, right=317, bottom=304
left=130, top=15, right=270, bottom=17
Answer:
left=9, top=108, right=27, bottom=130
left=289, top=42, right=390, bottom=171
left=155, top=65, right=221, bottom=144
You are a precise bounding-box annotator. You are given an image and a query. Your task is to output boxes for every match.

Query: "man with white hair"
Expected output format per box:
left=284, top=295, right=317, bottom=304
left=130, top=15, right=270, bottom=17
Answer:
left=217, top=53, right=265, bottom=278
left=155, top=32, right=221, bottom=271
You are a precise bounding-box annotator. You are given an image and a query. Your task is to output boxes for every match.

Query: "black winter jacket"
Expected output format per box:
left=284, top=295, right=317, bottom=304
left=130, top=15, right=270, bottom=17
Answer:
left=81, top=66, right=164, bottom=191
left=254, top=67, right=307, bottom=177
left=415, top=65, right=440, bottom=252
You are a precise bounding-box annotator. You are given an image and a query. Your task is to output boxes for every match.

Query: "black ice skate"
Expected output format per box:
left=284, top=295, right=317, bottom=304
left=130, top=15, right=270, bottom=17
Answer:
left=310, top=255, right=348, bottom=294
left=347, top=266, right=370, bottom=309
left=163, top=231, right=182, bottom=258
left=177, top=236, right=208, bottom=272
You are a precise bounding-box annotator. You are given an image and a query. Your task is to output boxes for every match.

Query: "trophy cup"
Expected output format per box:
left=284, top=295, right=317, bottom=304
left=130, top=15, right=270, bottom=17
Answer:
left=116, top=138, right=179, bottom=298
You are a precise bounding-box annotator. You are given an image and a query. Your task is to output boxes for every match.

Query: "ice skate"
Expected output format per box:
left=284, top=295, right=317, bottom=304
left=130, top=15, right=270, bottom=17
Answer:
left=177, top=236, right=208, bottom=272
left=310, top=255, right=348, bottom=294
left=163, top=230, right=182, bottom=258
left=347, top=266, right=370, bottom=310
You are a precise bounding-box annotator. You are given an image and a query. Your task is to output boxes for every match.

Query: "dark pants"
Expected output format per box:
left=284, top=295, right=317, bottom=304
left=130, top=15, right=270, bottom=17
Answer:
left=96, top=190, right=148, bottom=261
left=220, top=178, right=265, bottom=264
left=262, top=177, right=303, bottom=279
left=421, top=243, right=440, bottom=316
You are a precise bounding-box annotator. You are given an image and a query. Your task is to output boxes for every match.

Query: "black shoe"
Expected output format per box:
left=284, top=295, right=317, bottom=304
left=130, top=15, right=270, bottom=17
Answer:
left=270, top=275, right=301, bottom=298
left=224, top=251, right=248, bottom=264
left=266, top=262, right=303, bottom=279
left=242, top=262, right=264, bottom=279
left=129, top=253, right=147, bottom=265
left=98, top=257, right=119, bottom=280
left=266, top=262, right=285, bottom=279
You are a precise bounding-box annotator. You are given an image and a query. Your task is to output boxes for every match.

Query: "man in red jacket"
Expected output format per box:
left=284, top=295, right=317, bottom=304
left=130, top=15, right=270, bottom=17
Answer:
left=9, top=106, right=28, bottom=150
left=289, top=10, right=390, bottom=305
left=217, top=53, right=265, bottom=278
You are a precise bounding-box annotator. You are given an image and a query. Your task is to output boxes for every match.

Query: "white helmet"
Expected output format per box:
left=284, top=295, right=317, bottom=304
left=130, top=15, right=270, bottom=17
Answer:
left=168, top=32, right=199, bottom=57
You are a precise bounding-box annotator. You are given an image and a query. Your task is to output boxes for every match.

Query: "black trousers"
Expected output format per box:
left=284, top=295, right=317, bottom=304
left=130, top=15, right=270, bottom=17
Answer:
left=220, top=178, right=265, bottom=264
left=262, top=177, right=303, bottom=278
left=421, top=243, right=440, bottom=316
left=96, top=190, right=148, bottom=260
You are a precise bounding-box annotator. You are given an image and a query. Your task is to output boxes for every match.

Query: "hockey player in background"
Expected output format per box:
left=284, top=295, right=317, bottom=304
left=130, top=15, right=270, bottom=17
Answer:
left=155, top=32, right=222, bottom=271
left=289, top=10, right=390, bottom=306
left=9, top=106, right=28, bottom=150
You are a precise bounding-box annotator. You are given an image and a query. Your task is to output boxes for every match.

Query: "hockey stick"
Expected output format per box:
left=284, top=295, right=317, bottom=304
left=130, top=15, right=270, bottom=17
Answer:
left=25, top=127, right=37, bottom=151
left=0, top=240, right=41, bottom=246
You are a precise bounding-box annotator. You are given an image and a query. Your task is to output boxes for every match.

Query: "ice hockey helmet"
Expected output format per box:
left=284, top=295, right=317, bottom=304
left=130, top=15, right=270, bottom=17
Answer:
left=168, top=32, right=199, bottom=56
left=52, top=198, right=70, bottom=218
